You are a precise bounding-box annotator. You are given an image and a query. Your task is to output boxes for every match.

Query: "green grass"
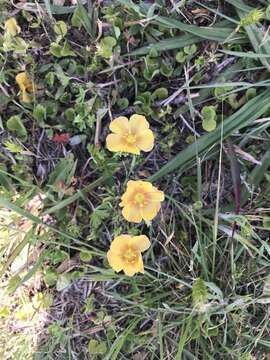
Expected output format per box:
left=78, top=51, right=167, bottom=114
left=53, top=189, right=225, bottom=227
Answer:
left=1, top=0, right=270, bottom=359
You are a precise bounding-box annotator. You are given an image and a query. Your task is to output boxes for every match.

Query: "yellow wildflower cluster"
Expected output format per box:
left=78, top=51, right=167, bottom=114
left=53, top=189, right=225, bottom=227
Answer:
left=105, top=115, right=164, bottom=276
left=4, top=17, right=35, bottom=103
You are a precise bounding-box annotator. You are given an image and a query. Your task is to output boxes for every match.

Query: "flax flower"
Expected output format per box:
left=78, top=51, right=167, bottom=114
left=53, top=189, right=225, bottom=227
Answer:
left=16, top=72, right=35, bottom=103
left=5, top=17, right=21, bottom=36
left=106, top=114, right=154, bottom=155
left=107, top=234, right=150, bottom=276
left=120, top=180, right=164, bottom=223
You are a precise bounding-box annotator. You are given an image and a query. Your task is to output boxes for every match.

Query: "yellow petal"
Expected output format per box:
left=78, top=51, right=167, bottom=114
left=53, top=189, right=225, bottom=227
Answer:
left=107, top=250, right=124, bottom=272
left=129, top=114, right=149, bottom=135
left=123, top=264, right=137, bottom=276
left=21, top=90, right=32, bottom=103
left=110, top=235, right=131, bottom=254
left=16, top=72, right=34, bottom=92
left=109, top=116, right=129, bottom=135
left=137, top=254, right=145, bottom=273
left=122, top=204, right=142, bottom=223
left=123, top=254, right=144, bottom=276
left=149, top=188, right=165, bottom=202
left=141, top=202, right=160, bottom=221
left=106, top=134, right=140, bottom=154
left=106, top=133, right=125, bottom=152
left=121, top=144, right=140, bottom=155
left=136, top=129, right=154, bottom=152
left=132, top=235, right=151, bottom=252
left=5, top=18, right=21, bottom=36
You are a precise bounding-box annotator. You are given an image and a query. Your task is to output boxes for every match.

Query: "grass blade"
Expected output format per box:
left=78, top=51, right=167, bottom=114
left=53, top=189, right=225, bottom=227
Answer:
left=155, top=17, right=237, bottom=42
left=149, top=89, right=270, bottom=181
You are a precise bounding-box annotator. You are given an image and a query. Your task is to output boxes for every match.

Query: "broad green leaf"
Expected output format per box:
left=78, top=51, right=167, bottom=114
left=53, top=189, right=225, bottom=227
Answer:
left=88, top=340, right=107, bottom=355
left=54, top=20, right=68, bottom=37
left=6, top=116, right=27, bottom=138
left=202, top=106, right=216, bottom=123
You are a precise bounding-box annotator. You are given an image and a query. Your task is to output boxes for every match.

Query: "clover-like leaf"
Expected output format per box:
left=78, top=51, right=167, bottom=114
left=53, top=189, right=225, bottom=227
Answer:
left=176, top=51, right=187, bottom=63
left=202, top=106, right=217, bottom=132
left=7, top=116, right=27, bottom=138
left=88, top=339, right=107, bottom=355
left=151, top=87, right=168, bottom=100
left=97, top=36, right=117, bottom=58
left=54, top=21, right=68, bottom=38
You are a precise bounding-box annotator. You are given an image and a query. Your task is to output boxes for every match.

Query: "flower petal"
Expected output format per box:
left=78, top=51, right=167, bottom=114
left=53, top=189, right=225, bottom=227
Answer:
left=136, top=130, right=154, bottom=152
left=109, top=116, right=129, bottom=135
left=137, top=254, right=145, bottom=273
left=129, top=114, right=149, bottom=135
left=106, top=133, right=125, bottom=152
left=141, top=202, right=160, bottom=221
left=121, top=144, right=140, bottom=155
left=123, top=254, right=144, bottom=276
left=16, top=72, right=33, bottom=92
left=149, top=188, right=165, bottom=202
left=106, top=134, right=140, bottom=154
left=122, top=204, right=142, bottom=223
left=132, top=235, right=151, bottom=252
left=110, top=235, right=131, bottom=254
left=123, top=263, right=137, bottom=277
left=5, top=18, right=21, bottom=36
left=21, top=90, right=32, bottom=103
left=107, top=250, right=124, bottom=272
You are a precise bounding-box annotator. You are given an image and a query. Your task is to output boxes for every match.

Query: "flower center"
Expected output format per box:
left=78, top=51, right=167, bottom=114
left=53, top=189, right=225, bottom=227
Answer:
left=134, top=193, right=145, bottom=205
left=123, top=247, right=138, bottom=263
left=126, top=134, right=136, bottom=144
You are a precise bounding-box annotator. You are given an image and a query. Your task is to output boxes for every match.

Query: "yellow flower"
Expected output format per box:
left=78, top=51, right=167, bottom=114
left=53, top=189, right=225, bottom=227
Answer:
left=5, top=18, right=21, bottom=36
left=120, top=180, right=164, bottom=223
left=106, top=114, right=154, bottom=155
left=107, top=234, right=150, bottom=276
left=16, top=72, right=35, bottom=103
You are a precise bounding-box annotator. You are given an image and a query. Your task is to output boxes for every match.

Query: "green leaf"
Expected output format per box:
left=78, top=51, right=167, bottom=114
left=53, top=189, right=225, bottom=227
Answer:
left=176, top=51, right=186, bottom=63
left=192, top=278, right=208, bottom=308
left=263, top=274, right=270, bottom=297
left=50, top=41, right=75, bottom=58
left=130, top=34, right=201, bottom=56
left=6, top=116, right=27, bottom=138
left=75, top=0, right=97, bottom=38
left=90, top=202, right=111, bottom=230
left=202, top=106, right=217, bottom=132
left=80, top=248, right=92, bottom=262
left=33, top=104, right=46, bottom=123
left=49, top=42, right=63, bottom=57
left=152, top=87, right=168, bottom=100
left=117, top=97, right=129, bottom=109
left=44, top=268, right=58, bottom=287
left=88, top=340, right=107, bottom=355
left=184, top=44, right=197, bottom=55
left=61, top=41, right=76, bottom=57
left=48, top=155, right=77, bottom=186
left=227, top=0, right=270, bottom=71
left=266, top=5, right=270, bottom=20
left=54, top=20, right=68, bottom=37
left=56, top=274, right=71, bottom=291
left=155, top=16, right=240, bottom=41
left=150, top=89, right=270, bottom=181
left=97, top=36, right=117, bottom=58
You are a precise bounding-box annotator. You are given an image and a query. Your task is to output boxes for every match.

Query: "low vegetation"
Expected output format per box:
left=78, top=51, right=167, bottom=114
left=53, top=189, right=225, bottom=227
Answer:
left=0, top=0, right=270, bottom=359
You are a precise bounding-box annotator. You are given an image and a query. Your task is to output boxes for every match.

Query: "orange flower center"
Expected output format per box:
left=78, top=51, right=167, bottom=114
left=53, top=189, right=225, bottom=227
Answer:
left=133, top=192, right=148, bottom=207
left=122, top=246, right=139, bottom=264
left=126, top=134, right=136, bottom=144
